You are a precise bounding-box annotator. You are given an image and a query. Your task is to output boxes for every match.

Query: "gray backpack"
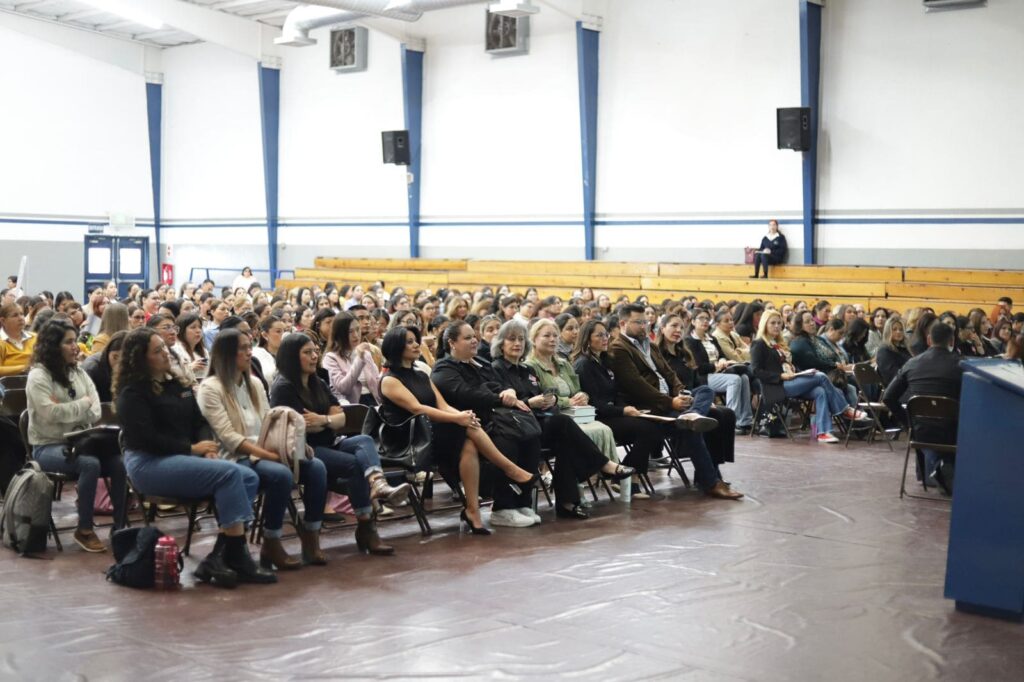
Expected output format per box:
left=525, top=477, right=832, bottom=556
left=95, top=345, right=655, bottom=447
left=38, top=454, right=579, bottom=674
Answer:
left=1, top=461, right=54, bottom=555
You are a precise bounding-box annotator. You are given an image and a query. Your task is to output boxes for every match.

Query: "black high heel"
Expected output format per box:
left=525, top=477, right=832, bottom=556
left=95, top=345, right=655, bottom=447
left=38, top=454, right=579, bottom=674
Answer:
left=601, top=464, right=636, bottom=483
left=460, top=509, right=492, bottom=535
left=508, top=473, right=540, bottom=496
left=555, top=504, right=590, bottom=520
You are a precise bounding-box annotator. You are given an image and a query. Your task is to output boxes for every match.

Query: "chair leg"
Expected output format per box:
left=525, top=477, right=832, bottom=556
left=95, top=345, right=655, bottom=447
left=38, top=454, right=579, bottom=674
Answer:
left=182, top=503, right=199, bottom=557
left=405, top=483, right=431, bottom=536
left=49, top=516, right=63, bottom=552
left=639, top=472, right=655, bottom=495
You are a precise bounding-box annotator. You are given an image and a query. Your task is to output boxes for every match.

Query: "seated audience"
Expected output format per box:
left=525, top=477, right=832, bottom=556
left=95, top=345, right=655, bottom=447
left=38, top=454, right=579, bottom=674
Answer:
left=323, top=313, right=381, bottom=406
left=750, top=310, right=865, bottom=444
left=684, top=309, right=754, bottom=432
left=90, top=302, right=129, bottom=356
left=554, top=313, right=579, bottom=360
left=712, top=309, right=751, bottom=362
left=82, top=330, right=127, bottom=403
left=172, top=313, right=209, bottom=381
left=789, top=313, right=859, bottom=407
left=605, top=305, right=741, bottom=499
left=882, top=322, right=962, bottom=494
left=27, top=320, right=127, bottom=551
left=865, top=307, right=889, bottom=358
left=272, top=333, right=409, bottom=557
left=253, top=315, right=286, bottom=385
left=875, top=317, right=912, bottom=387
left=197, top=329, right=322, bottom=574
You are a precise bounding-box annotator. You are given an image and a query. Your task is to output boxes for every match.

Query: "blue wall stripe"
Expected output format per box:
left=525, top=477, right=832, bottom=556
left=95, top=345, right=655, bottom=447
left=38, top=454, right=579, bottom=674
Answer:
left=800, top=0, right=823, bottom=265
left=576, top=21, right=600, bottom=261
left=257, top=65, right=281, bottom=278
left=402, top=46, right=424, bottom=259
left=145, top=82, right=162, bottom=281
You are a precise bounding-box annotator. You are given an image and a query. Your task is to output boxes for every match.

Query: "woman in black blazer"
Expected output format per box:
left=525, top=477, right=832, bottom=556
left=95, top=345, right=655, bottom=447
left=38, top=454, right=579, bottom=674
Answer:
left=750, top=310, right=864, bottom=444
left=751, top=219, right=787, bottom=279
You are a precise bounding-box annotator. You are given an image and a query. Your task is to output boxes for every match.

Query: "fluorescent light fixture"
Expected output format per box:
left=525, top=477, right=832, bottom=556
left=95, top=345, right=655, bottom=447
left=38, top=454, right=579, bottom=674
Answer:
left=78, top=0, right=164, bottom=30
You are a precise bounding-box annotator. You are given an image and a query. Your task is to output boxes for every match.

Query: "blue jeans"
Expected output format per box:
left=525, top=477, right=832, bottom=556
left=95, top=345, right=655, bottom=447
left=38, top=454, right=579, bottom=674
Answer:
left=236, top=457, right=327, bottom=537
left=33, top=443, right=128, bottom=530
left=124, top=450, right=259, bottom=528
left=314, top=435, right=382, bottom=517
left=783, top=373, right=848, bottom=436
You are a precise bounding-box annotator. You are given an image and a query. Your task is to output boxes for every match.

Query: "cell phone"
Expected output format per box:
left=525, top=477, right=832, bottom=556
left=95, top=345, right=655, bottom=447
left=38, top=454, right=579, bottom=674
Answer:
left=679, top=390, right=692, bottom=396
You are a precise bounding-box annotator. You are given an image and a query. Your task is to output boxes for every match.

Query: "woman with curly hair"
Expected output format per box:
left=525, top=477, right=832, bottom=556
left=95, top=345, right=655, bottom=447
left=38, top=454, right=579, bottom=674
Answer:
left=27, top=320, right=127, bottom=551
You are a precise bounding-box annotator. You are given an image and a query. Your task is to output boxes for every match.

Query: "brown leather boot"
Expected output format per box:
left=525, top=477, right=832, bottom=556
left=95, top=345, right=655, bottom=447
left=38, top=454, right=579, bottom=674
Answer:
left=259, top=537, right=301, bottom=570
left=299, top=529, right=326, bottom=566
left=355, top=517, right=394, bottom=556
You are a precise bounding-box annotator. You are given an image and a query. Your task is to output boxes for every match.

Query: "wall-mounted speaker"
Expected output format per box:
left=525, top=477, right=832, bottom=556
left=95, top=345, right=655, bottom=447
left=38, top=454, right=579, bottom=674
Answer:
left=777, top=107, right=811, bottom=151
left=382, top=130, right=410, bottom=165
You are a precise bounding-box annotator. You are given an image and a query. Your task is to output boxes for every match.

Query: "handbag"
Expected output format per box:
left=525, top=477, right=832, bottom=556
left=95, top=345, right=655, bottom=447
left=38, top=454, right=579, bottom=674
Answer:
left=744, top=247, right=756, bottom=265
left=487, top=407, right=543, bottom=441
left=827, top=367, right=848, bottom=391
left=362, top=408, right=433, bottom=470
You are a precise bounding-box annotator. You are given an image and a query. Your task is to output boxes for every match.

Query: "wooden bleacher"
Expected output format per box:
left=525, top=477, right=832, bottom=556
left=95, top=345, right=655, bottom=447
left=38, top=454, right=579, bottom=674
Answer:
left=279, top=258, right=1024, bottom=315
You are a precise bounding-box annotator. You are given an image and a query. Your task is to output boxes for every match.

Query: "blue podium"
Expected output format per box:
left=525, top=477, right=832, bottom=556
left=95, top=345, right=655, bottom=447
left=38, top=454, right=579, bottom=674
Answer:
left=944, top=359, right=1024, bottom=622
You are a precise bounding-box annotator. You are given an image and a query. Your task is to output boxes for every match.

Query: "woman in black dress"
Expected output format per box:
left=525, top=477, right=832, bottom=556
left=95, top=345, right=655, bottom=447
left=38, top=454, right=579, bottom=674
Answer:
left=378, top=326, right=536, bottom=534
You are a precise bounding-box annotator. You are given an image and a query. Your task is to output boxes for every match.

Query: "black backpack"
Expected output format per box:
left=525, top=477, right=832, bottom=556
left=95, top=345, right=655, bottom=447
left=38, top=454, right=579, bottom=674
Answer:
left=105, top=526, right=169, bottom=589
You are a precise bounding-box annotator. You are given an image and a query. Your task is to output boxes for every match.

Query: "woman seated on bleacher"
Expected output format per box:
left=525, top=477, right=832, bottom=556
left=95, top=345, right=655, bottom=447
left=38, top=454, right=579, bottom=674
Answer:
left=82, top=330, right=127, bottom=403
left=482, top=321, right=634, bottom=522
left=875, top=317, right=912, bottom=387
left=272, top=333, right=409, bottom=557
left=323, top=313, right=381, bottom=406
left=0, top=303, right=36, bottom=377
left=379, top=325, right=536, bottom=534
left=27, top=320, right=127, bottom=552
left=751, top=310, right=866, bottom=445
left=196, top=329, right=320, bottom=575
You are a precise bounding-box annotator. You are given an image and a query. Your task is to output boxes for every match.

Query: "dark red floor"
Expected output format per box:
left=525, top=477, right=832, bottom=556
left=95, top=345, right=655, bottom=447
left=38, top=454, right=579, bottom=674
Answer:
left=1, top=434, right=1021, bottom=681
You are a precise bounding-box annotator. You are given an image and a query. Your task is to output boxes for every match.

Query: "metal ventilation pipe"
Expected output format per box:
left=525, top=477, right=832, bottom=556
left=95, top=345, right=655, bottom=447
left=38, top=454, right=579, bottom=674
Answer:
left=276, top=0, right=486, bottom=47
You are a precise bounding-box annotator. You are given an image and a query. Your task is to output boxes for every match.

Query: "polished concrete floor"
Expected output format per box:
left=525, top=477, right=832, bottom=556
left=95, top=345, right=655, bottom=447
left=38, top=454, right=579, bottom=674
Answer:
left=1, top=433, right=1021, bottom=682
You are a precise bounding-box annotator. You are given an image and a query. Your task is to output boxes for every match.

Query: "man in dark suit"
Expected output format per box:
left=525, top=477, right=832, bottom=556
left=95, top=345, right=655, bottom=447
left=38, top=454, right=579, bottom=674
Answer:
left=883, top=321, right=962, bottom=493
left=606, top=305, right=742, bottom=500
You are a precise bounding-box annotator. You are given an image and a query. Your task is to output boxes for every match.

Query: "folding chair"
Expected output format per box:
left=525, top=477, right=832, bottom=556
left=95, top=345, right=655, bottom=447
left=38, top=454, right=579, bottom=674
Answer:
left=619, top=442, right=656, bottom=496
left=899, top=395, right=958, bottom=501
left=0, top=374, right=28, bottom=391
left=116, top=432, right=214, bottom=556
left=750, top=396, right=795, bottom=441
left=17, top=409, right=65, bottom=550
left=844, top=363, right=898, bottom=450
left=350, top=404, right=434, bottom=536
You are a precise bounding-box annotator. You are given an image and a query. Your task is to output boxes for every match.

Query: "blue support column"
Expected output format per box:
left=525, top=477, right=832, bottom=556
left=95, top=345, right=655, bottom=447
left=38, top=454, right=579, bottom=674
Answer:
left=576, top=21, right=599, bottom=261
left=401, top=45, right=424, bottom=259
left=145, top=81, right=162, bottom=281
left=799, top=0, right=823, bottom=265
left=258, top=64, right=281, bottom=280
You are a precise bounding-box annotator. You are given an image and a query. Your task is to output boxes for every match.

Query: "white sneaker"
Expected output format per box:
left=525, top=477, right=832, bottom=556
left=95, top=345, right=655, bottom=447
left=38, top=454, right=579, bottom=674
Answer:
left=489, top=509, right=535, bottom=527
left=816, top=432, right=840, bottom=444
left=517, top=507, right=541, bottom=524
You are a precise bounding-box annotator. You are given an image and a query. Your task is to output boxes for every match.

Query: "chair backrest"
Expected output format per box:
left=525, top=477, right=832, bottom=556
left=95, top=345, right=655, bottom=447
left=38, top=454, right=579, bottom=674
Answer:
left=0, top=388, right=28, bottom=419
left=906, top=395, right=959, bottom=422
left=340, top=404, right=370, bottom=436
left=99, top=402, right=117, bottom=426
left=853, top=362, right=883, bottom=389
left=0, top=375, right=28, bottom=391
left=18, top=410, right=31, bottom=461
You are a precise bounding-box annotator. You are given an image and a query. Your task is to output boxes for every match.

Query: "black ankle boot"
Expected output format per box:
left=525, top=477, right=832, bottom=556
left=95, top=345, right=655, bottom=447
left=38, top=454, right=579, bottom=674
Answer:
left=194, top=534, right=238, bottom=589
left=224, top=535, right=277, bottom=584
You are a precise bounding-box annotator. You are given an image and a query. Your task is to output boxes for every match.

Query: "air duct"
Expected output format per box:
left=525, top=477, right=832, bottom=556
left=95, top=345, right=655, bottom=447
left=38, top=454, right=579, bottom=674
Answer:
left=277, top=0, right=488, bottom=47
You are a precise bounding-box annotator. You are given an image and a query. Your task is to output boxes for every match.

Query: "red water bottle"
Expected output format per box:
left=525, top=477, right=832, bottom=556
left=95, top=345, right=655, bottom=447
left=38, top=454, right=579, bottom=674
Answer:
left=153, top=535, right=181, bottom=590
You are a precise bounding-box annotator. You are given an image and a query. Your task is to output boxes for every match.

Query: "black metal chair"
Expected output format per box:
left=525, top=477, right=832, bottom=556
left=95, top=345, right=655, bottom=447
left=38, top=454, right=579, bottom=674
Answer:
left=844, top=363, right=899, bottom=450
left=899, top=395, right=958, bottom=501
left=17, top=409, right=65, bottom=550
left=0, top=374, right=28, bottom=391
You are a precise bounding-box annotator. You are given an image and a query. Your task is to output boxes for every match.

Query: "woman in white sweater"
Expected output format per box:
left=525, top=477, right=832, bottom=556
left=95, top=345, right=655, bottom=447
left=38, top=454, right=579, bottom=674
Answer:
left=26, top=320, right=127, bottom=552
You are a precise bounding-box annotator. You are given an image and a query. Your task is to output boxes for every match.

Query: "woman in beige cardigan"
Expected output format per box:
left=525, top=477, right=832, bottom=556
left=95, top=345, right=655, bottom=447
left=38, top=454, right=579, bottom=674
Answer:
left=198, top=329, right=329, bottom=571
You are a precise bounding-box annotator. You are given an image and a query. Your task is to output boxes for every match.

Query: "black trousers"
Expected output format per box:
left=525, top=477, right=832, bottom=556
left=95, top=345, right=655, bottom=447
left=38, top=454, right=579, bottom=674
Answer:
left=753, top=252, right=781, bottom=277
left=540, top=414, right=608, bottom=507
left=704, top=405, right=736, bottom=465
left=601, top=415, right=665, bottom=473
left=489, top=432, right=542, bottom=511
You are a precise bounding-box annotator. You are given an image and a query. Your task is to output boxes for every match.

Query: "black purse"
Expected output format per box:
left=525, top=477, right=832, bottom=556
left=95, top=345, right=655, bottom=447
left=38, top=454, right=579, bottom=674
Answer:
left=361, top=408, right=433, bottom=470
left=63, top=425, right=121, bottom=462
left=487, top=407, right=543, bottom=441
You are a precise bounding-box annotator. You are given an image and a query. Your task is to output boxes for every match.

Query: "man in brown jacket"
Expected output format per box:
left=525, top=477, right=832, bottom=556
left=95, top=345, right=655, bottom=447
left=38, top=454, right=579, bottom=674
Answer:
left=606, top=305, right=742, bottom=500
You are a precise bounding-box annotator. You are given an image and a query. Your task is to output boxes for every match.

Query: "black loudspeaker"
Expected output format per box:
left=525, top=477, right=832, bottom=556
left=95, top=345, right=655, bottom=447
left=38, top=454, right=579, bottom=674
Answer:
left=777, top=107, right=811, bottom=151
left=381, top=130, right=410, bottom=165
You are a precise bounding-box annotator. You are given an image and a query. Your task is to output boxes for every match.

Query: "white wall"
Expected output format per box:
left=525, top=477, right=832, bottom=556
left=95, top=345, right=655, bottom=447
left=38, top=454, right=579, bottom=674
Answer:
left=0, top=21, right=153, bottom=296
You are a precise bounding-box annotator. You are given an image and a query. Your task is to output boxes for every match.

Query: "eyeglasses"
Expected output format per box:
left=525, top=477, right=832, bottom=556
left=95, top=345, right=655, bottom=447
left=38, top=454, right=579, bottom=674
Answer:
left=156, top=324, right=175, bottom=332
left=592, top=332, right=610, bottom=339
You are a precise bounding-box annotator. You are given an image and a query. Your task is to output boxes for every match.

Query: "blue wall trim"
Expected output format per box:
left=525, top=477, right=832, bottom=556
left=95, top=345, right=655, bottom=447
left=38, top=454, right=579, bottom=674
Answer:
left=800, top=0, right=823, bottom=265
left=401, top=46, right=424, bottom=259
left=145, top=82, right=162, bottom=277
left=258, top=65, right=281, bottom=279
left=576, top=21, right=600, bottom=261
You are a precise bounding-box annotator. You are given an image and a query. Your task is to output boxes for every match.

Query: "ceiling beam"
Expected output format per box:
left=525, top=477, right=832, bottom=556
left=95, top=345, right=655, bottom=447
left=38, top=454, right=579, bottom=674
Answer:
left=0, top=8, right=150, bottom=72
left=133, top=0, right=280, bottom=60
left=58, top=8, right=108, bottom=23
left=210, top=0, right=275, bottom=9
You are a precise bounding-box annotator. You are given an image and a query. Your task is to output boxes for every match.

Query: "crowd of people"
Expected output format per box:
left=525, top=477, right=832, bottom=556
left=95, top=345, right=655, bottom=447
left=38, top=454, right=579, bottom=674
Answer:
left=1, top=267, right=1020, bottom=587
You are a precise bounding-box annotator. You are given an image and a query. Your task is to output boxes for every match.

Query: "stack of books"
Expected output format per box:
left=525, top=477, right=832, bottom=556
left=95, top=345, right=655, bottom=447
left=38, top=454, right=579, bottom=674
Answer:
left=561, top=406, right=596, bottom=424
